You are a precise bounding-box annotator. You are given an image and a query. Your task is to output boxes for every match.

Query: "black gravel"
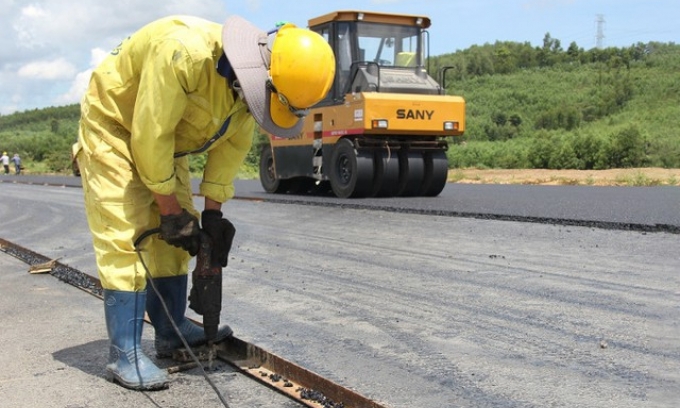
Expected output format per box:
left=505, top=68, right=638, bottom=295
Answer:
left=298, top=387, right=345, bottom=408
left=0, top=240, right=102, bottom=297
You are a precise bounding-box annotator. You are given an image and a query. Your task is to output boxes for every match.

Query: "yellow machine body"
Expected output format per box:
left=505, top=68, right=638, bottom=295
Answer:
left=260, top=10, right=466, bottom=198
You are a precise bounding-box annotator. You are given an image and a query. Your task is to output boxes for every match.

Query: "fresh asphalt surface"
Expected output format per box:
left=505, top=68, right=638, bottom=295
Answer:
left=0, top=174, right=678, bottom=408
left=3, top=174, right=680, bottom=231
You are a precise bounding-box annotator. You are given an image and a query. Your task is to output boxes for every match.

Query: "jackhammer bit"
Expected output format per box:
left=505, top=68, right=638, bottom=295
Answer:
left=188, top=230, right=223, bottom=349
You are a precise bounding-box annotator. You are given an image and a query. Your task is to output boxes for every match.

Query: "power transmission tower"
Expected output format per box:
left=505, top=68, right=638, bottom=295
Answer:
left=596, top=14, right=606, bottom=49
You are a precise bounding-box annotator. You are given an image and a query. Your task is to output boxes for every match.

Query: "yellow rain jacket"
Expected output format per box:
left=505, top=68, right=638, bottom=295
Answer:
left=77, top=16, right=254, bottom=290
left=81, top=15, right=254, bottom=202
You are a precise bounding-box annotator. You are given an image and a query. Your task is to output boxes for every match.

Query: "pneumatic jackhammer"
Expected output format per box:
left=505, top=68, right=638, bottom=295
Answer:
left=134, top=227, right=224, bottom=350
left=187, top=230, right=223, bottom=346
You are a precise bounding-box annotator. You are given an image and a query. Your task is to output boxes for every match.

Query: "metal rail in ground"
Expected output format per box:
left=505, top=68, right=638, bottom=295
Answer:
left=0, top=237, right=388, bottom=408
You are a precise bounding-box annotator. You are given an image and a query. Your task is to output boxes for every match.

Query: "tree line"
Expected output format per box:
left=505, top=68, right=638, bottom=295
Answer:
left=1, top=37, right=678, bottom=174
left=429, top=38, right=680, bottom=169
left=430, top=34, right=669, bottom=80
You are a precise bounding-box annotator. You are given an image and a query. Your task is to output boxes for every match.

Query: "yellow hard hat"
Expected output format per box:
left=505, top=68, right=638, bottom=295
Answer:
left=222, top=16, right=336, bottom=137
left=2, top=152, right=6, bottom=155
left=268, top=24, right=335, bottom=129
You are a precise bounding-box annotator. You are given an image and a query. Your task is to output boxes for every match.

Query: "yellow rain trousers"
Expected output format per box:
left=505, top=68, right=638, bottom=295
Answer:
left=75, top=16, right=255, bottom=291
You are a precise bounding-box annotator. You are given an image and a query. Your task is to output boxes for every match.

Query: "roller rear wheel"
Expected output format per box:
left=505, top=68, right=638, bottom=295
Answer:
left=259, top=145, right=289, bottom=194
left=397, top=151, right=425, bottom=197
left=329, top=139, right=375, bottom=198
left=419, top=150, right=449, bottom=196
left=372, top=149, right=400, bottom=197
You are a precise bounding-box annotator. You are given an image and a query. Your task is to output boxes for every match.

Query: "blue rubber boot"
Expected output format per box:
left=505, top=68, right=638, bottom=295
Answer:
left=146, top=275, right=233, bottom=358
left=103, top=289, right=169, bottom=390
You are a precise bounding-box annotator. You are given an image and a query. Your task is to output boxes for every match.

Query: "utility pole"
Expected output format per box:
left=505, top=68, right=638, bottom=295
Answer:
left=595, top=14, right=605, bottom=49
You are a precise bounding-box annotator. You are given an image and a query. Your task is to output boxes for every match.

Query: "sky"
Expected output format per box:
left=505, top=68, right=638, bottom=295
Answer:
left=1, top=0, right=678, bottom=115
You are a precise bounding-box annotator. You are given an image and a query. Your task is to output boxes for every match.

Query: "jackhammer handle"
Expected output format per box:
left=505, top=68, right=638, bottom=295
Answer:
left=189, top=231, right=223, bottom=344
left=194, top=231, right=221, bottom=276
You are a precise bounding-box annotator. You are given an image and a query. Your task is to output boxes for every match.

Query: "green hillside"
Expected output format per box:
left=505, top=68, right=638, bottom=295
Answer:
left=1, top=38, right=678, bottom=175
left=430, top=39, right=680, bottom=169
left=0, top=105, right=80, bottom=174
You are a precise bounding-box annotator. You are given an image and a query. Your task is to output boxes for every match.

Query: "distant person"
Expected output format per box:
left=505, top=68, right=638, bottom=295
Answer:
left=1, top=152, right=8, bottom=174
left=11, top=154, right=21, bottom=175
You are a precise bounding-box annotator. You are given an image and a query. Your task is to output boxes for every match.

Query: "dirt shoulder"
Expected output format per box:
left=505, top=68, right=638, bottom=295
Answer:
left=448, top=167, right=680, bottom=186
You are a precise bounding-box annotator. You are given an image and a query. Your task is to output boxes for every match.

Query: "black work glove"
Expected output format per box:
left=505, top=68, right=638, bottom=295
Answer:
left=201, top=210, right=236, bottom=267
left=159, top=209, right=200, bottom=256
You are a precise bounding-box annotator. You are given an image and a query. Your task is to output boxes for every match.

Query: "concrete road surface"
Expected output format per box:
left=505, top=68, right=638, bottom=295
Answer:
left=0, top=182, right=678, bottom=408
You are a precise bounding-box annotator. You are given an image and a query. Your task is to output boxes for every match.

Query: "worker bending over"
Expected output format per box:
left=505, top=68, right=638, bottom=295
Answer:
left=75, top=15, right=335, bottom=390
